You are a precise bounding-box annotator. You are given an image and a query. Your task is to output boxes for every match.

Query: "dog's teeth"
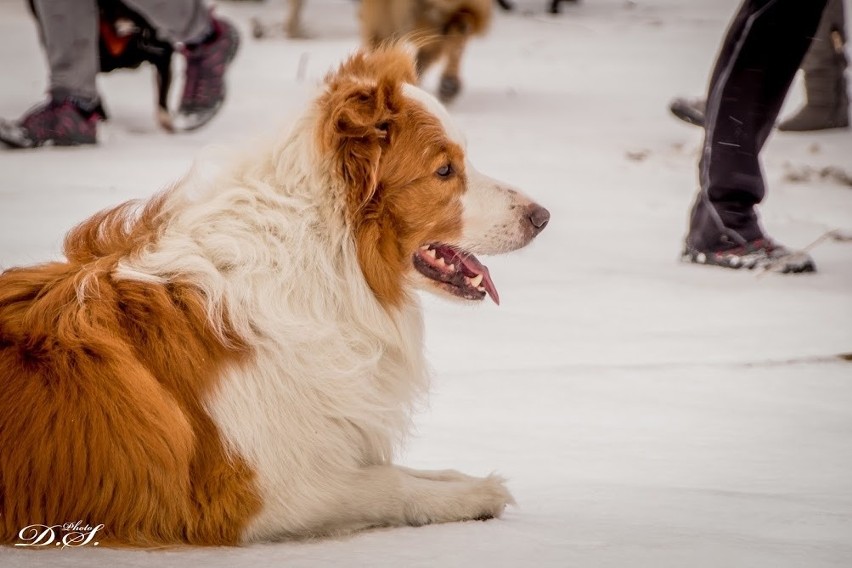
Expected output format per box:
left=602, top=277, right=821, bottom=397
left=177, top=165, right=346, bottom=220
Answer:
left=420, top=245, right=430, bottom=251
left=436, top=257, right=446, bottom=266
left=425, top=249, right=437, bottom=259
left=477, top=286, right=486, bottom=292
left=446, top=263, right=455, bottom=271
left=469, top=274, right=483, bottom=287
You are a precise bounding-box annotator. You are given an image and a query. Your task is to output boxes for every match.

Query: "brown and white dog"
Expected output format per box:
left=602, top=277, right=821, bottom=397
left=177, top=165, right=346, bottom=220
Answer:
left=0, top=47, right=548, bottom=546
left=360, top=0, right=492, bottom=102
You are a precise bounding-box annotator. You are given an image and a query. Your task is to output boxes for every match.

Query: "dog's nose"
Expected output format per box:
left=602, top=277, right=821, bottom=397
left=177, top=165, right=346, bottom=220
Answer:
left=527, top=204, right=550, bottom=235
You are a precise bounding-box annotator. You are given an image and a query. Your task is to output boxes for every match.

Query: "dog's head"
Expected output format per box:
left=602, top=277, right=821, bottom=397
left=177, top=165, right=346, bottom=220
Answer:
left=317, top=47, right=549, bottom=308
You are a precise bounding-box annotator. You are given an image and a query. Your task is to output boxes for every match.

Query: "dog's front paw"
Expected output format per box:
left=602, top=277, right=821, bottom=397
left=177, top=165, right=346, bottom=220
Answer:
left=467, top=474, right=516, bottom=521
left=438, top=75, right=462, bottom=103
left=401, top=471, right=515, bottom=527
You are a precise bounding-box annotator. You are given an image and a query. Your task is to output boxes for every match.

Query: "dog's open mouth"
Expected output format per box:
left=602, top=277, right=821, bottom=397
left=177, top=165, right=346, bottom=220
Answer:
left=413, top=244, right=500, bottom=305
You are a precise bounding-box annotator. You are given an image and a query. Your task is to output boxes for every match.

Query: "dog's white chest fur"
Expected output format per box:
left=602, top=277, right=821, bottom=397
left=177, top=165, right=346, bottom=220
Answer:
left=206, top=301, right=427, bottom=541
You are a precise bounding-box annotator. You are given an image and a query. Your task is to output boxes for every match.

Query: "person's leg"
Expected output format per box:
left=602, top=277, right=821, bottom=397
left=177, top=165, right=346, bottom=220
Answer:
left=801, top=0, right=846, bottom=74
left=778, top=0, right=848, bottom=131
left=0, top=0, right=103, bottom=148
left=685, top=0, right=827, bottom=270
left=667, top=10, right=755, bottom=130
left=33, top=0, right=100, bottom=107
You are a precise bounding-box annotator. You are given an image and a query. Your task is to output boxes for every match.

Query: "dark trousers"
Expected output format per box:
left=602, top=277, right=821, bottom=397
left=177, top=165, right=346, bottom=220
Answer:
left=687, top=0, right=829, bottom=252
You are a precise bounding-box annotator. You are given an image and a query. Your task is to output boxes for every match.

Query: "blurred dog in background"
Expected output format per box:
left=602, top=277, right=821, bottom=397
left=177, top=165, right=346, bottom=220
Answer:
left=360, top=0, right=492, bottom=102
left=244, top=0, right=307, bottom=39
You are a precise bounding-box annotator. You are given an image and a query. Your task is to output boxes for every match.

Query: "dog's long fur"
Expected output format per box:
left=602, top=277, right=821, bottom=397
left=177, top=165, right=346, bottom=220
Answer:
left=0, top=47, right=547, bottom=546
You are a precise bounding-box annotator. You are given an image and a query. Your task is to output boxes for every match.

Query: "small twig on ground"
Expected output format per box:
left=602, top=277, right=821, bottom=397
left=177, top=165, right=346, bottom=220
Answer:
left=625, top=149, right=650, bottom=162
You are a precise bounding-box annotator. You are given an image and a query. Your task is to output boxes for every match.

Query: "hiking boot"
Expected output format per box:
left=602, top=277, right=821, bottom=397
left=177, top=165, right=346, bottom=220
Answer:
left=778, top=45, right=849, bottom=131
left=779, top=2, right=849, bottom=132
left=0, top=97, right=103, bottom=149
left=174, top=16, right=240, bottom=132
left=669, top=97, right=706, bottom=128
left=778, top=94, right=849, bottom=131
left=681, top=238, right=816, bottom=274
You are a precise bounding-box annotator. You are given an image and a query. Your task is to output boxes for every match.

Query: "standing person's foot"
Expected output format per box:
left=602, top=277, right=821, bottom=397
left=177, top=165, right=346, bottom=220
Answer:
left=778, top=103, right=849, bottom=132
left=0, top=97, right=103, bottom=149
left=681, top=238, right=816, bottom=274
left=174, top=16, right=240, bottom=132
left=778, top=104, right=849, bottom=131
left=777, top=83, right=850, bottom=131
left=669, top=97, right=706, bottom=128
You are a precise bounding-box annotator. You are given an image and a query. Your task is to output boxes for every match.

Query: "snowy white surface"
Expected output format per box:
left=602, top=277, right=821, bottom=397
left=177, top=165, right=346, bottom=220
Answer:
left=1, top=0, right=851, bottom=566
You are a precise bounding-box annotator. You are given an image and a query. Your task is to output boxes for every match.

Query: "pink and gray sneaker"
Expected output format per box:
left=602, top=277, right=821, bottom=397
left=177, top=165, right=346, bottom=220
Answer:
left=0, top=98, right=103, bottom=149
left=173, top=16, right=240, bottom=132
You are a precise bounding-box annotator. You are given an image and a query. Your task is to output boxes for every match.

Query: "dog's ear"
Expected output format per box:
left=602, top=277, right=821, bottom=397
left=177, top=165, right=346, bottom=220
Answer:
left=318, top=48, right=416, bottom=219
left=320, top=78, right=397, bottom=218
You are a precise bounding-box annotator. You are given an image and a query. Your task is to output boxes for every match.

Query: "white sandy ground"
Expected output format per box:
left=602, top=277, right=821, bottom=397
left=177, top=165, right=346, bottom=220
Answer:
left=1, top=0, right=851, bottom=566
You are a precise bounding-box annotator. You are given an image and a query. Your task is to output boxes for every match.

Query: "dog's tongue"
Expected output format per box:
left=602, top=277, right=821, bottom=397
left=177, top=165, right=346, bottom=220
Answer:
left=458, top=254, right=500, bottom=305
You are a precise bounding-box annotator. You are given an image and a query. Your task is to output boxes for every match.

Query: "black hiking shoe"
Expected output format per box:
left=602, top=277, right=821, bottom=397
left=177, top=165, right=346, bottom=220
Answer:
left=681, top=238, right=816, bottom=274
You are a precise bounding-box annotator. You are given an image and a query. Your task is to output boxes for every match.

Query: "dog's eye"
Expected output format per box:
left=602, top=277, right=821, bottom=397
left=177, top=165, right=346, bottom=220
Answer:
left=436, top=163, right=454, bottom=178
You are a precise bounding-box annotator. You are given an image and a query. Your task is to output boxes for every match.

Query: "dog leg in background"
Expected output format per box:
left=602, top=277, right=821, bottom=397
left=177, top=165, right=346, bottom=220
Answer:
left=415, top=40, right=444, bottom=78
left=438, top=18, right=471, bottom=103
left=550, top=0, right=579, bottom=15
left=308, top=465, right=514, bottom=534
left=285, top=0, right=308, bottom=38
